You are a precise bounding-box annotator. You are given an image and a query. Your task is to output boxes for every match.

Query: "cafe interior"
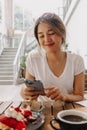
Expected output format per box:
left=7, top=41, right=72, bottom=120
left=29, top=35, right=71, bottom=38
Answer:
left=0, top=0, right=87, bottom=129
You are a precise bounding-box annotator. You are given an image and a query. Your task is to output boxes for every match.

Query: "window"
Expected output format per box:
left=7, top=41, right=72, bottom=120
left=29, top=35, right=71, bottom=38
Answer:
left=14, top=5, right=23, bottom=30
left=13, top=0, right=34, bottom=30
left=0, top=0, right=2, bottom=23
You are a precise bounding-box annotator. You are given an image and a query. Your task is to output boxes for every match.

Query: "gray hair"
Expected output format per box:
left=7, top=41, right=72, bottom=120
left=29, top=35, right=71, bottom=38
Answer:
left=34, top=12, right=66, bottom=44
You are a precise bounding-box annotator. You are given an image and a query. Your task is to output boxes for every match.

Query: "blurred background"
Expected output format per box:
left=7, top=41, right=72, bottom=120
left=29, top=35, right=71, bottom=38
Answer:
left=0, top=0, right=87, bottom=86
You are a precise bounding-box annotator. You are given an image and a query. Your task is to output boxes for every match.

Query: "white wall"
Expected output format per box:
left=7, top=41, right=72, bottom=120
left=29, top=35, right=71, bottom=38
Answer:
left=65, top=0, right=87, bottom=69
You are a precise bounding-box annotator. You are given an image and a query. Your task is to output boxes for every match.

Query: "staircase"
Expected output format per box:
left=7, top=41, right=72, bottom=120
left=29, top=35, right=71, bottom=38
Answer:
left=0, top=48, right=17, bottom=85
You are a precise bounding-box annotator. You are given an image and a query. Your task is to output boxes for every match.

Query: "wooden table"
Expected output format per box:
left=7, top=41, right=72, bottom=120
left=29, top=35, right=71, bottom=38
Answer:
left=0, top=101, right=87, bottom=130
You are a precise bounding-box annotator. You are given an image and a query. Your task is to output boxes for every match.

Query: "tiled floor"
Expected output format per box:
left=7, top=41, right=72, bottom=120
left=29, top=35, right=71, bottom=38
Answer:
left=0, top=84, right=24, bottom=101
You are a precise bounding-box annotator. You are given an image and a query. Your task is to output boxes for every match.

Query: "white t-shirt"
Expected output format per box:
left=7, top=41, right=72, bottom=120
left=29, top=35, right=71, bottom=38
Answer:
left=26, top=49, right=85, bottom=100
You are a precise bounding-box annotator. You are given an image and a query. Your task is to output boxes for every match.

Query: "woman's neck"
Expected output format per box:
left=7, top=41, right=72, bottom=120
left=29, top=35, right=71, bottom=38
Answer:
left=46, top=51, right=65, bottom=62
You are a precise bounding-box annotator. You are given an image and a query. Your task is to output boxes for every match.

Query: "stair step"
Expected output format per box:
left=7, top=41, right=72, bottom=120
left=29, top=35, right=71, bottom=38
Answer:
left=2, top=50, right=16, bottom=53
left=0, top=71, right=13, bottom=75
left=0, top=60, right=13, bottom=64
left=0, top=50, right=16, bottom=53
left=2, top=53, right=16, bottom=56
left=4, top=48, right=17, bottom=50
left=1, top=56, right=15, bottom=58
left=0, top=64, right=13, bottom=67
left=0, top=59, right=13, bottom=62
left=1, top=47, right=17, bottom=50
left=0, top=63, right=13, bottom=65
left=3, top=49, right=17, bottom=51
left=0, top=55, right=15, bottom=57
left=0, top=47, right=18, bottom=85
left=3, top=49, right=17, bottom=52
left=0, top=76, right=13, bottom=80
left=0, top=68, right=13, bottom=71
left=0, top=58, right=14, bottom=60
left=0, top=80, right=13, bottom=85
left=0, top=60, right=14, bottom=62
left=2, top=50, right=17, bottom=53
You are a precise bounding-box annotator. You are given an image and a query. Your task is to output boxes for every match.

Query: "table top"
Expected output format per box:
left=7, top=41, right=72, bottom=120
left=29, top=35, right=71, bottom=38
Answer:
left=0, top=100, right=87, bottom=130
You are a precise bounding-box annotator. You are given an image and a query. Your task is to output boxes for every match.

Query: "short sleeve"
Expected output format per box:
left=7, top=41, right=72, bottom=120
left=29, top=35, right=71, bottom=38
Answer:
left=26, top=53, right=34, bottom=76
left=74, top=55, right=85, bottom=75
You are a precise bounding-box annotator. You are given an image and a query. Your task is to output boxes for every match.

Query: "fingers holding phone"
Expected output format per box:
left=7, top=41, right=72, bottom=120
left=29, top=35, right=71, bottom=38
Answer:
left=22, top=79, right=45, bottom=100
left=21, top=84, right=39, bottom=100
left=24, top=79, right=45, bottom=93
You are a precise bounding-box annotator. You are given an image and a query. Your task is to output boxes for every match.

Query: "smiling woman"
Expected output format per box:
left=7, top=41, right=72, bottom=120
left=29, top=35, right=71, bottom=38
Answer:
left=21, top=12, right=85, bottom=103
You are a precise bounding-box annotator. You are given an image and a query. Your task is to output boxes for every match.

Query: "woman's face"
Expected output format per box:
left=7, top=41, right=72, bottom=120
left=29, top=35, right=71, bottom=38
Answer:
left=37, top=23, right=62, bottom=53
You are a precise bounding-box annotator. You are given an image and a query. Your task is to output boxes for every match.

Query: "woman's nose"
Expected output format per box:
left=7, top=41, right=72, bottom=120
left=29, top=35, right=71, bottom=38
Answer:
left=44, top=35, right=50, bottom=42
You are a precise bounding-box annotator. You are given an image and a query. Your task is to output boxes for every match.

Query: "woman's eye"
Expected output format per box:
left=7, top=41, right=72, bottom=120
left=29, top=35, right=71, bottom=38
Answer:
left=38, top=32, right=55, bottom=39
left=38, top=35, right=44, bottom=38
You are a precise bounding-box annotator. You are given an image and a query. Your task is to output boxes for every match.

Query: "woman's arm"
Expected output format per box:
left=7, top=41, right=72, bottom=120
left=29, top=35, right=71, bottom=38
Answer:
left=21, top=69, right=43, bottom=100
left=25, top=68, right=35, bottom=80
left=63, top=72, right=85, bottom=102
left=45, top=72, right=85, bottom=102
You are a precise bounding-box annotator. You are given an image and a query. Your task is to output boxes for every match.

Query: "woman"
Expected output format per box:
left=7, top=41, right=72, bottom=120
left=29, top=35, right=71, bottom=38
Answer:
left=21, top=12, right=85, bottom=102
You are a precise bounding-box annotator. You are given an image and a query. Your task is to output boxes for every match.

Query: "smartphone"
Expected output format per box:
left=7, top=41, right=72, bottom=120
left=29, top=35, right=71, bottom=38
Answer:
left=24, top=79, right=45, bottom=93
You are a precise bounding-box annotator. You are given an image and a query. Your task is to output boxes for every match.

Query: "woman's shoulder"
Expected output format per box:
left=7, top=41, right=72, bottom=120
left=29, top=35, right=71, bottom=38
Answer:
left=67, top=52, right=83, bottom=61
left=27, top=49, right=45, bottom=59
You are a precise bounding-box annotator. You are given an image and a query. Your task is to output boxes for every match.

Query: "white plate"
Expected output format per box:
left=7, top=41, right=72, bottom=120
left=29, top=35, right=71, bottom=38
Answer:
left=27, top=111, right=45, bottom=130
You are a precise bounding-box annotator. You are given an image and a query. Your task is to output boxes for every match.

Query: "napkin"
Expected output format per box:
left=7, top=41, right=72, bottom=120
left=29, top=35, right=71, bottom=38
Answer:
left=75, top=100, right=87, bottom=107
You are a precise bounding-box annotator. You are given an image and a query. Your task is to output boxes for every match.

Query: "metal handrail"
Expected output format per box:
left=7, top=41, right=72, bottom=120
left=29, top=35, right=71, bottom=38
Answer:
left=13, top=32, right=27, bottom=84
left=63, top=0, right=72, bottom=19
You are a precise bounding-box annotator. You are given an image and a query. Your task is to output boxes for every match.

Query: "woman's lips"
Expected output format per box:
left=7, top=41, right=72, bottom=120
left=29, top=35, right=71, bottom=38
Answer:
left=45, top=43, right=54, bottom=46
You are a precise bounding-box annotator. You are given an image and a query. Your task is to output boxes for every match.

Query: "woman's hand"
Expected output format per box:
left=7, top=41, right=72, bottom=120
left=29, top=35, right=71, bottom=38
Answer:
left=20, top=84, right=45, bottom=100
left=45, top=86, right=64, bottom=101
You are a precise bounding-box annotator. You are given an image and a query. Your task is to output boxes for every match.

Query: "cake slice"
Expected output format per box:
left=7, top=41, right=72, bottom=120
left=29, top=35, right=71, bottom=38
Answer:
left=0, top=105, right=32, bottom=130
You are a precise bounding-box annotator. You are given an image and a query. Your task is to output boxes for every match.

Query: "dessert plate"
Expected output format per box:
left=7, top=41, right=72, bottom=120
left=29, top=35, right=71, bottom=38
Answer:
left=27, top=111, right=45, bottom=130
